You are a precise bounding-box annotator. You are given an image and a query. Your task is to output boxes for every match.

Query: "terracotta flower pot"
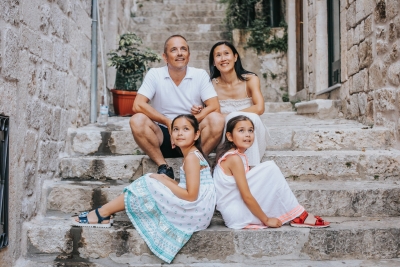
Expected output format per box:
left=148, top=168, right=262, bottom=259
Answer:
left=111, top=89, right=137, bottom=116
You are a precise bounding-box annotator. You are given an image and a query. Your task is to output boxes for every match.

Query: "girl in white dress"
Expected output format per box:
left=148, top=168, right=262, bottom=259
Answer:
left=73, top=114, right=216, bottom=263
left=213, top=115, right=329, bottom=229
left=192, top=41, right=267, bottom=167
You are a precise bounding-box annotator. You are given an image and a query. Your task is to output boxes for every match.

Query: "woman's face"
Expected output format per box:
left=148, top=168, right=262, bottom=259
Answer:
left=213, top=44, right=238, bottom=73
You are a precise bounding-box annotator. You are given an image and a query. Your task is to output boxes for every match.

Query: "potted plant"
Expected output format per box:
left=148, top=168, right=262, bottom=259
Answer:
left=108, top=33, right=161, bottom=116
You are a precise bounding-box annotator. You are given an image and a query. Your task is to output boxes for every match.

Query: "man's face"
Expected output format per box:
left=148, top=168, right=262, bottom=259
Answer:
left=163, top=37, right=190, bottom=70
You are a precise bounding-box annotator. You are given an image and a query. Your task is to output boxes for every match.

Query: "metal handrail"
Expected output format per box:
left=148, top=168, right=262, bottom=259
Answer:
left=0, top=115, right=9, bottom=249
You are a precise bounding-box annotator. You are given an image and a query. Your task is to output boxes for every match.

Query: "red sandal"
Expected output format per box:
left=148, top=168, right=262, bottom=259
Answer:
left=290, top=211, right=330, bottom=228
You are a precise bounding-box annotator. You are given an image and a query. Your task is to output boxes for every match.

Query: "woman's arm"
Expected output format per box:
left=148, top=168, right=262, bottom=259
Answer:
left=224, top=154, right=282, bottom=227
left=149, top=153, right=200, bottom=202
left=240, top=75, right=265, bottom=115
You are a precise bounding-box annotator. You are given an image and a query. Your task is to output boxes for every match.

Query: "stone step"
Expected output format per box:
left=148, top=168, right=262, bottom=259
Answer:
left=18, top=257, right=400, bottom=267
left=143, top=32, right=227, bottom=44
left=264, top=102, right=293, bottom=112
left=132, top=23, right=227, bottom=34
left=132, top=16, right=225, bottom=26
left=295, top=100, right=342, bottom=119
left=44, top=180, right=400, bottom=217
left=23, top=216, right=400, bottom=263
left=135, top=9, right=226, bottom=19
left=136, top=3, right=227, bottom=12
left=59, top=149, right=400, bottom=182
left=65, top=116, right=393, bottom=156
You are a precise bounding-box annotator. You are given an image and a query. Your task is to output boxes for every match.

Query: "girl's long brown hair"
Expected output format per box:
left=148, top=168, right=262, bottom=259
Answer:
left=215, top=115, right=254, bottom=165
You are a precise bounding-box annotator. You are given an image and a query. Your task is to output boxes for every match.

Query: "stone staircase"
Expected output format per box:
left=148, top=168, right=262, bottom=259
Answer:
left=19, top=111, right=400, bottom=266
left=131, top=0, right=228, bottom=70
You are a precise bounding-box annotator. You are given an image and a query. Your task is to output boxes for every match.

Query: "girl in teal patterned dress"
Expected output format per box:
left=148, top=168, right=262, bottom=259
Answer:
left=73, top=114, right=216, bottom=263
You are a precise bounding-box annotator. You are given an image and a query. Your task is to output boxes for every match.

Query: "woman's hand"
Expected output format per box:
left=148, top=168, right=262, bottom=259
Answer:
left=190, top=104, right=203, bottom=115
left=264, top=217, right=282, bottom=228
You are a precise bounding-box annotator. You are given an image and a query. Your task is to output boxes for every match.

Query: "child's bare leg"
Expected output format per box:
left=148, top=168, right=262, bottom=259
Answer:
left=75, top=194, right=125, bottom=223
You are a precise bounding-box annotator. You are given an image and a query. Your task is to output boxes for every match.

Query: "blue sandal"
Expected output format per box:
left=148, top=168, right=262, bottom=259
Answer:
left=72, top=207, right=112, bottom=228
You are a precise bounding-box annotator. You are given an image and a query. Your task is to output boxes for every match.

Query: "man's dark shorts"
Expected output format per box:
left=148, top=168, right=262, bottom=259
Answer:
left=159, top=125, right=182, bottom=158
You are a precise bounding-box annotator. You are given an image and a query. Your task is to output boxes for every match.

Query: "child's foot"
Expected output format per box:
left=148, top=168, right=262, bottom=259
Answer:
left=290, top=211, right=330, bottom=228
left=72, top=207, right=112, bottom=228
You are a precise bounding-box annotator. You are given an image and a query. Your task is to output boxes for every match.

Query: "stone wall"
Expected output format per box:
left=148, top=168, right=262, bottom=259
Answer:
left=232, top=29, right=288, bottom=102
left=340, top=0, right=400, bottom=147
left=0, top=0, right=133, bottom=265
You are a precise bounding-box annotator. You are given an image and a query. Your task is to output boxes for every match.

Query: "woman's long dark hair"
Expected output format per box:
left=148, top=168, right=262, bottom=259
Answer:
left=209, top=41, right=255, bottom=81
left=215, top=115, right=255, bottom=165
left=171, top=114, right=209, bottom=164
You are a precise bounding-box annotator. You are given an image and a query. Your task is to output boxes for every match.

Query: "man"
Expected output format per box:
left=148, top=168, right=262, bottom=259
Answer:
left=130, top=35, right=225, bottom=179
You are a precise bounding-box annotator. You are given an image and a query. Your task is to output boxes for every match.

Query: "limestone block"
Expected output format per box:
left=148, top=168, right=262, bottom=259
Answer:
left=359, top=38, right=373, bottom=69
left=53, top=41, right=69, bottom=71
left=24, top=130, right=39, bottom=162
left=110, top=131, right=142, bottom=155
left=364, top=15, right=373, bottom=37
left=395, top=16, right=400, bottom=38
left=368, top=59, right=386, bottom=90
left=377, top=40, right=389, bottom=55
left=389, top=22, right=397, bottom=42
left=79, top=227, right=124, bottom=258
left=358, top=92, right=368, bottom=115
left=265, top=128, right=293, bottom=150
left=0, top=0, right=19, bottom=25
left=347, top=28, right=354, bottom=50
left=351, top=68, right=368, bottom=93
left=390, top=40, right=399, bottom=61
left=20, top=0, right=45, bottom=31
left=21, top=26, right=41, bottom=57
left=38, top=141, right=58, bottom=172
left=375, top=88, right=397, bottom=111
left=51, top=107, right=62, bottom=141
left=346, top=2, right=356, bottom=30
left=59, top=155, right=144, bottom=181
left=26, top=220, right=72, bottom=254
left=264, top=102, right=293, bottom=113
left=47, top=183, right=94, bottom=212
left=4, top=29, right=19, bottom=80
left=71, top=130, right=102, bottom=155
left=386, top=0, right=399, bottom=19
left=292, top=127, right=391, bottom=150
left=359, top=20, right=365, bottom=42
left=304, top=221, right=400, bottom=260
left=50, top=5, right=70, bottom=42
left=347, top=45, right=359, bottom=76
left=348, top=93, right=360, bottom=118
left=387, top=61, right=400, bottom=86
left=374, top=0, right=387, bottom=23
left=74, top=5, right=92, bottom=39
left=364, top=0, right=376, bottom=17
left=356, top=0, right=366, bottom=23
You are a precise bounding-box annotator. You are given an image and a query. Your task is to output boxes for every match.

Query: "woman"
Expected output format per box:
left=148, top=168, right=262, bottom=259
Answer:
left=193, top=41, right=267, bottom=167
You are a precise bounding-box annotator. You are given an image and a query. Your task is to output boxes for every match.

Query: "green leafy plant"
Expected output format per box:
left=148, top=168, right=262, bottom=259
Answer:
left=107, top=33, right=161, bottom=91
left=220, top=0, right=287, bottom=54
left=282, top=92, right=289, bottom=102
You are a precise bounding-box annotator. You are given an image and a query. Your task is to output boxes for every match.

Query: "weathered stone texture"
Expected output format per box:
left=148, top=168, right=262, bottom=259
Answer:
left=4, top=29, right=20, bottom=80
left=351, top=68, right=368, bottom=93
left=359, top=38, right=373, bottom=69
left=369, top=59, right=387, bottom=90
left=375, top=88, right=397, bottom=111
left=387, top=0, right=399, bottom=19
left=387, top=61, right=400, bottom=86
left=375, top=0, right=387, bottom=23
left=347, top=2, right=356, bottom=30
left=348, top=45, right=359, bottom=76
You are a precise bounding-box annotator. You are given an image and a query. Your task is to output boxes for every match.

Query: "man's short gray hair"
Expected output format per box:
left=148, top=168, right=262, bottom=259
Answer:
left=163, top=35, right=190, bottom=54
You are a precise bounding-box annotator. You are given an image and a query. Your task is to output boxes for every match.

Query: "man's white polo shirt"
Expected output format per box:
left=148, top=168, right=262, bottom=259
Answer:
left=137, top=66, right=217, bottom=121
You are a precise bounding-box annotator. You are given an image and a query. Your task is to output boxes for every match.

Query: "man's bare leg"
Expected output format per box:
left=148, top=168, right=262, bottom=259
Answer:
left=130, top=113, right=167, bottom=166
left=199, top=112, right=225, bottom=155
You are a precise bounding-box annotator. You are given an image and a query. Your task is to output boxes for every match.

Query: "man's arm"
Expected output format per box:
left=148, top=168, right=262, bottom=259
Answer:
left=194, top=96, right=220, bottom=123
left=133, top=94, right=171, bottom=127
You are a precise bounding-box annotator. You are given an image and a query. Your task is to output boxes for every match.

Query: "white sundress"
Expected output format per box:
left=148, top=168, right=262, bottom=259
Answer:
left=123, top=151, right=216, bottom=263
left=213, top=150, right=304, bottom=229
left=218, top=79, right=268, bottom=167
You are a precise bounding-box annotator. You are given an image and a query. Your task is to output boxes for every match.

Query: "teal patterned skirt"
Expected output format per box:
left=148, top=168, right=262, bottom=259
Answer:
left=123, top=175, right=192, bottom=263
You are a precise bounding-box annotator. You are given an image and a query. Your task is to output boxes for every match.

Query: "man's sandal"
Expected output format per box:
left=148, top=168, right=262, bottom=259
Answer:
left=290, top=211, right=330, bottom=228
left=72, top=207, right=112, bottom=228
